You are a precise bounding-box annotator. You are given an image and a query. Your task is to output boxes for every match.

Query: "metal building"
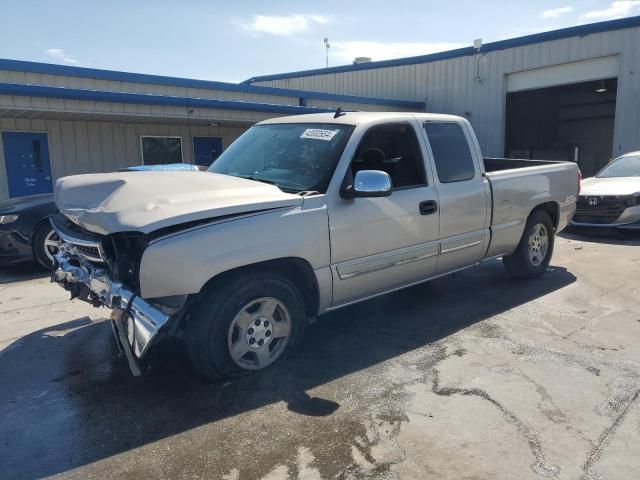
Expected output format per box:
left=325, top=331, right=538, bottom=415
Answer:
left=0, top=60, right=422, bottom=200
left=246, top=16, right=640, bottom=177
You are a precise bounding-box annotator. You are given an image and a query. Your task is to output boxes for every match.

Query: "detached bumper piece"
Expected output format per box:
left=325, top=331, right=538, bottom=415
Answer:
left=52, top=249, right=170, bottom=375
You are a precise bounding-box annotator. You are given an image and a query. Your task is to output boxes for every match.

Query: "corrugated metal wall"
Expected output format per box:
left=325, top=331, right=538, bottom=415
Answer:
left=252, top=26, right=640, bottom=158
left=0, top=69, right=297, bottom=105
left=0, top=61, right=419, bottom=199
left=0, top=117, right=246, bottom=200
left=0, top=69, right=416, bottom=114
left=0, top=93, right=287, bottom=125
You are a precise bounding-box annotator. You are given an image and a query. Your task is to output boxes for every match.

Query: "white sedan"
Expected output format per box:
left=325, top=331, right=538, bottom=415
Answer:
left=572, top=151, right=640, bottom=230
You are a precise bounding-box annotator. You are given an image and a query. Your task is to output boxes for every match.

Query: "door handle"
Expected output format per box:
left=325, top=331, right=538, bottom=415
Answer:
left=419, top=200, right=438, bottom=215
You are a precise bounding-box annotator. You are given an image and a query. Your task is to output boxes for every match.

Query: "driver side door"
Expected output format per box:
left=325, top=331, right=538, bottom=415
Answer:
left=327, top=122, right=440, bottom=307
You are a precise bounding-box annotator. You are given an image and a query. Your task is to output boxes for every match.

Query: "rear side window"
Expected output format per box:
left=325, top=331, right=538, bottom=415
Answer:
left=424, top=122, right=476, bottom=183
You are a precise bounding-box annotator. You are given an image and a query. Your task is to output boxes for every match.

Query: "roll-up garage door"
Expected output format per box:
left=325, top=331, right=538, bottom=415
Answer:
left=507, top=56, right=619, bottom=93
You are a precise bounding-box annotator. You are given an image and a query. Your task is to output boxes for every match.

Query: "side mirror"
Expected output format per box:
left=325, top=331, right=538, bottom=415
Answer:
left=345, top=170, right=392, bottom=198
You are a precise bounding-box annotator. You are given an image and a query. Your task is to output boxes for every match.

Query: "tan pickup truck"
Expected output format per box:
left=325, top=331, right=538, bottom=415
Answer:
left=51, top=112, right=580, bottom=379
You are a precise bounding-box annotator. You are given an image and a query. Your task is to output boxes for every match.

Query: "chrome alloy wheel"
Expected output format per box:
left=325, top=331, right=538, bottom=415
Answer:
left=43, top=230, right=61, bottom=263
left=528, top=223, right=549, bottom=267
left=227, top=297, right=291, bottom=370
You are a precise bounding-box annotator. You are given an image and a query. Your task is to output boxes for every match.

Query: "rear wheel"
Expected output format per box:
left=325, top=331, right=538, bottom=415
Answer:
left=186, top=272, right=306, bottom=381
left=33, top=222, right=61, bottom=269
left=503, top=210, right=554, bottom=279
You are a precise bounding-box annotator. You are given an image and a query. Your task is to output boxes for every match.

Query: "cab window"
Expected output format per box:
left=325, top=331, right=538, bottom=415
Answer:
left=351, top=123, right=426, bottom=189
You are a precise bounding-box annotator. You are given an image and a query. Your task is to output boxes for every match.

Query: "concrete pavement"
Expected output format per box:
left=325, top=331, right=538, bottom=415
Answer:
left=1, top=233, right=639, bottom=479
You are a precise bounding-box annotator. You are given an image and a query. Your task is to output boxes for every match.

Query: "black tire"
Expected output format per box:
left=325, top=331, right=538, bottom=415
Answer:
left=503, top=210, right=555, bottom=279
left=32, top=222, right=59, bottom=269
left=186, top=271, right=306, bottom=381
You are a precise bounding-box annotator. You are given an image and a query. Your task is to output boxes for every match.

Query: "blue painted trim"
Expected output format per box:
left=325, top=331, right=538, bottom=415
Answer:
left=0, top=58, right=424, bottom=109
left=243, top=15, right=640, bottom=83
left=0, top=82, right=342, bottom=115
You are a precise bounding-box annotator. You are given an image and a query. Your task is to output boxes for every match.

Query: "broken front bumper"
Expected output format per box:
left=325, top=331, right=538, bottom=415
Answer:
left=52, top=248, right=171, bottom=373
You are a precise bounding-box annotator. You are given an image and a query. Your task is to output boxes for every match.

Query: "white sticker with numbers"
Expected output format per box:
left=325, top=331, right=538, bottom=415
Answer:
left=300, top=128, right=339, bottom=141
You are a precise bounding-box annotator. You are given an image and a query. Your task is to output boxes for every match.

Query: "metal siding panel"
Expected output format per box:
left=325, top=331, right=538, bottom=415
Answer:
left=9, top=71, right=26, bottom=83
left=493, top=52, right=507, bottom=156
left=0, top=97, right=14, bottom=112
left=614, top=27, right=640, bottom=155
left=123, top=123, right=138, bottom=166
left=30, top=119, right=46, bottom=132
left=14, top=118, right=30, bottom=130
left=59, top=121, right=77, bottom=178
left=73, top=122, right=90, bottom=174
left=12, top=92, right=31, bottom=108
left=86, top=122, right=103, bottom=172
left=46, top=120, right=64, bottom=180
left=99, top=122, right=116, bottom=172
left=113, top=123, right=129, bottom=169
left=62, top=98, right=81, bottom=111
left=0, top=118, right=17, bottom=129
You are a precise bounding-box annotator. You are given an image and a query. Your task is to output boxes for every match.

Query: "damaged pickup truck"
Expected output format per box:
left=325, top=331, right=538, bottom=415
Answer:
left=51, top=112, right=580, bottom=379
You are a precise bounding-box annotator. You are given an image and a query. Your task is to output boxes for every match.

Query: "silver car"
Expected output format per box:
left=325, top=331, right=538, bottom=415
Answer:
left=572, top=152, right=640, bottom=230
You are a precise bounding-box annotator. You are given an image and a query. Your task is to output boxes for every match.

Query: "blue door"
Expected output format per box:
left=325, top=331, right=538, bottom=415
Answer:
left=193, top=136, right=222, bottom=167
left=2, top=132, right=52, bottom=198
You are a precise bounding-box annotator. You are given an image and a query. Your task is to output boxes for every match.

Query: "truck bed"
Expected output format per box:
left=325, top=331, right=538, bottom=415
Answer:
left=481, top=157, right=579, bottom=259
left=483, top=157, right=566, bottom=172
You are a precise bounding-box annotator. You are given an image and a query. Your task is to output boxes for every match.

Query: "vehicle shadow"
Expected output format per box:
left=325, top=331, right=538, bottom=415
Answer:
left=0, top=260, right=576, bottom=479
left=0, top=262, right=49, bottom=284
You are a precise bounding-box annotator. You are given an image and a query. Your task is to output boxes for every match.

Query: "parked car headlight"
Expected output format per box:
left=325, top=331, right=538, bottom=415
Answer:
left=0, top=214, right=19, bottom=224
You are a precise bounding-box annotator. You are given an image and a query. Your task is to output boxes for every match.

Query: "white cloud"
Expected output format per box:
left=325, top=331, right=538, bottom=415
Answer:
left=330, top=41, right=465, bottom=64
left=44, top=48, right=79, bottom=64
left=540, top=6, right=574, bottom=19
left=580, top=1, right=640, bottom=21
left=233, top=14, right=329, bottom=36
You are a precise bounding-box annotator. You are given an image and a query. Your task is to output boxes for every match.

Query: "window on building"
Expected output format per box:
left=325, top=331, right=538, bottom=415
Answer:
left=140, top=136, right=183, bottom=165
left=424, top=123, right=476, bottom=183
left=351, top=123, right=426, bottom=189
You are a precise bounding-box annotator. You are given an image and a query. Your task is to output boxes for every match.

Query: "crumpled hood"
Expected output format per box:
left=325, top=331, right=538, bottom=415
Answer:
left=580, top=176, right=640, bottom=196
left=55, top=171, right=303, bottom=235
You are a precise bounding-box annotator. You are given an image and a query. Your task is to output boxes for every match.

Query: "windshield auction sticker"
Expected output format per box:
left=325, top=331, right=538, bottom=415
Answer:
left=300, top=129, right=339, bottom=141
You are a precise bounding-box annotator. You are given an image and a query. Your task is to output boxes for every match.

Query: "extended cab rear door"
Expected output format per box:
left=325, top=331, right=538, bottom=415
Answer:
left=421, top=120, right=491, bottom=273
left=327, top=120, right=440, bottom=306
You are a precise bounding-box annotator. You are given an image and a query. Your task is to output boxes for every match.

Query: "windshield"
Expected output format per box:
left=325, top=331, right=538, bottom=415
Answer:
left=596, top=155, right=640, bottom=178
left=208, top=123, right=353, bottom=193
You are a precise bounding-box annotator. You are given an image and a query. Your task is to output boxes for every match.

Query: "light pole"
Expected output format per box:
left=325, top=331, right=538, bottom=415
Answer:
left=324, top=37, right=330, bottom=68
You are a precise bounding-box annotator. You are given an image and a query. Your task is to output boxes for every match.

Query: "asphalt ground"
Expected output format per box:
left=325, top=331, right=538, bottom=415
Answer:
left=1, top=231, right=639, bottom=480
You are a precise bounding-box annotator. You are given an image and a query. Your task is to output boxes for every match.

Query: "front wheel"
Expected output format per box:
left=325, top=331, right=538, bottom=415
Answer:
left=186, top=272, right=306, bottom=381
left=33, top=222, right=61, bottom=269
left=503, top=210, right=554, bottom=279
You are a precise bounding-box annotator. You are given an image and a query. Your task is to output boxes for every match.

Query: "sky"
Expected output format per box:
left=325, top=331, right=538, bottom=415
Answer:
left=1, top=0, right=640, bottom=83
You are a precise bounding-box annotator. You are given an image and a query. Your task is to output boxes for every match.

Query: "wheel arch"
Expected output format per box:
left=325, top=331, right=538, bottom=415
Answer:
left=530, top=201, right=559, bottom=230
left=30, top=216, right=54, bottom=245
left=197, top=257, right=321, bottom=319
